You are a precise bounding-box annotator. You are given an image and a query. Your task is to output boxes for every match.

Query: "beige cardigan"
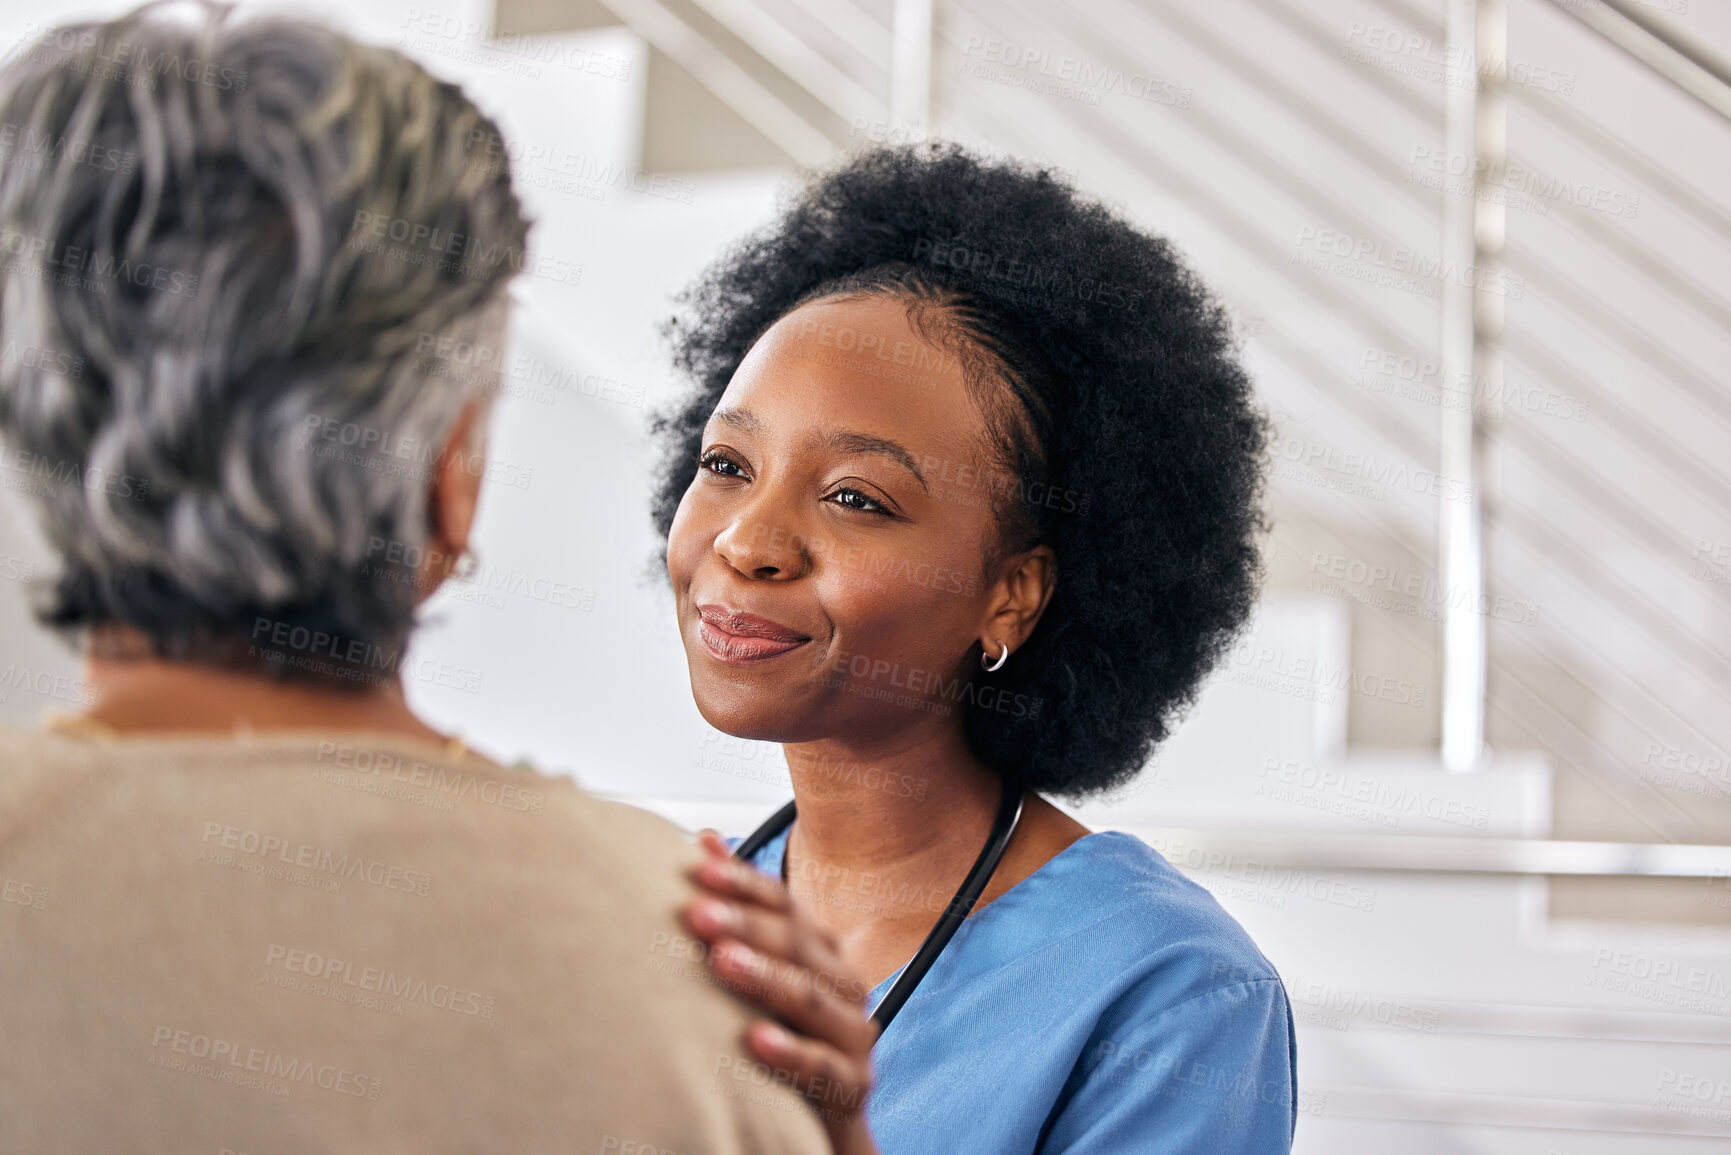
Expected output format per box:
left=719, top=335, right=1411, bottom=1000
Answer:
left=0, top=726, right=826, bottom=1154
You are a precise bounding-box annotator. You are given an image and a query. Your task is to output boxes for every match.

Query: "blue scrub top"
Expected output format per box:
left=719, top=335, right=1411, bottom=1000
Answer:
left=737, top=826, right=1296, bottom=1154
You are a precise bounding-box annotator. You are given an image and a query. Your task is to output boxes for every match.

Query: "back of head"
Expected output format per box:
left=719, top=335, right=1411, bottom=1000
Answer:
left=0, top=9, right=826, bottom=1151
left=0, top=0, right=527, bottom=672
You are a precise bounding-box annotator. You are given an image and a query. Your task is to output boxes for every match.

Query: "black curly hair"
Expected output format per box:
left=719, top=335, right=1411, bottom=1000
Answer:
left=652, top=144, right=1267, bottom=799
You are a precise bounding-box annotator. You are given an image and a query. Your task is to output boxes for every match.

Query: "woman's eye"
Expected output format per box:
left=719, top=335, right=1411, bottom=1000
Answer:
left=699, top=451, right=745, bottom=478
left=827, top=487, right=890, bottom=515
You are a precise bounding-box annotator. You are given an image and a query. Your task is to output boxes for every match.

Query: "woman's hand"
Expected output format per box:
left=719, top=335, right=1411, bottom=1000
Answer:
left=682, top=829, right=881, bottom=1155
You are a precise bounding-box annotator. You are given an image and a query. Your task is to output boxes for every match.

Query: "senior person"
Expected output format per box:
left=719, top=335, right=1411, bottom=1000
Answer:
left=0, top=5, right=830, bottom=1152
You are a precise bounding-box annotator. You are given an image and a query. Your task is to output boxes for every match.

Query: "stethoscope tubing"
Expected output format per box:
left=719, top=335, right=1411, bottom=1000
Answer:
left=733, top=778, right=1024, bottom=1037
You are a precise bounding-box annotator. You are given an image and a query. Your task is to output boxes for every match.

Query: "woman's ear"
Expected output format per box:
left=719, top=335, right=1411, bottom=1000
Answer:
left=978, top=545, right=1057, bottom=663
left=417, top=397, right=491, bottom=600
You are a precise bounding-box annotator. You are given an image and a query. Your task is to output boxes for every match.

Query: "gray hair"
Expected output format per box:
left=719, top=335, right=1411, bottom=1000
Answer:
left=0, top=1, right=529, bottom=678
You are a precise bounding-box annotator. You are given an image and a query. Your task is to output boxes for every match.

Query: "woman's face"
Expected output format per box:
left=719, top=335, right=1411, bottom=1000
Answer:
left=667, top=294, right=1026, bottom=748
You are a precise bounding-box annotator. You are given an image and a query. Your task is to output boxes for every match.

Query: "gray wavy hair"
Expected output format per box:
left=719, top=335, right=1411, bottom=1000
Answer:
left=0, top=1, right=528, bottom=676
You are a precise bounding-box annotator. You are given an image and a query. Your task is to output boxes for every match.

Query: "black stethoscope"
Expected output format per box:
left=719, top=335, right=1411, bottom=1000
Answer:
left=734, top=778, right=1024, bottom=1034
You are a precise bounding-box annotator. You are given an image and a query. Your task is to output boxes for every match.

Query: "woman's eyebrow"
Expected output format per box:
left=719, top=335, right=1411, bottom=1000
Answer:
left=826, top=430, right=929, bottom=492
left=709, top=409, right=928, bottom=491
left=710, top=406, right=762, bottom=433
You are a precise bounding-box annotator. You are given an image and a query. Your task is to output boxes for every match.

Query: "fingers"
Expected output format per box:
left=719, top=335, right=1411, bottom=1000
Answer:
left=744, top=1019, right=874, bottom=1126
left=707, top=936, right=877, bottom=1050
left=686, top=895, right=817, bottom=973
left=709, top=942, right=872, bottom=1018
left=682, top=848, right=827, bottom=976
left=679, top=838, right=875, bottom=1069
left=690, top=850, right=796, bottom=914
left=681, top=871, right=856, bottom=994
left=689, top=830, right=879, bottom=1148
left=685, top=890, right=859, bottom=1013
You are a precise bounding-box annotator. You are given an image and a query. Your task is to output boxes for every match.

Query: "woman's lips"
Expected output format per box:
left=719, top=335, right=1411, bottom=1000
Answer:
left=696, top=605, right=811, bottom=664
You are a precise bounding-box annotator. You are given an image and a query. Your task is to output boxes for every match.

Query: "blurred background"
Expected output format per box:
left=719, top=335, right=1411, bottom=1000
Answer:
left=0, top=0, right=1727, bottom=1149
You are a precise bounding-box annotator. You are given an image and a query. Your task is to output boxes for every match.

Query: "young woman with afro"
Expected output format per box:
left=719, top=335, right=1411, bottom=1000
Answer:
left=663, top=143, right=1294, bottom=1155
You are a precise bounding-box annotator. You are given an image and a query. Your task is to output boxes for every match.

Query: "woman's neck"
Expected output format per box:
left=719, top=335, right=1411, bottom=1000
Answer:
left=74, top=628, right=449, bottom=749
left=777, top=725, right=1091, bottom=988
left=782, top=727, right=1002, bottom=878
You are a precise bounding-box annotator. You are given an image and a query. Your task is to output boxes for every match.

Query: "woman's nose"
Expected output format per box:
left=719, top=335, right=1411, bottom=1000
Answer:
left=713, top=510, right=811, bottom=580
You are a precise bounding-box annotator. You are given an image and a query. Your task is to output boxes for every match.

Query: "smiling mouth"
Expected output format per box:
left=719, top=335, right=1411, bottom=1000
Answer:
left=695, top=606, right=812, bottom=664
